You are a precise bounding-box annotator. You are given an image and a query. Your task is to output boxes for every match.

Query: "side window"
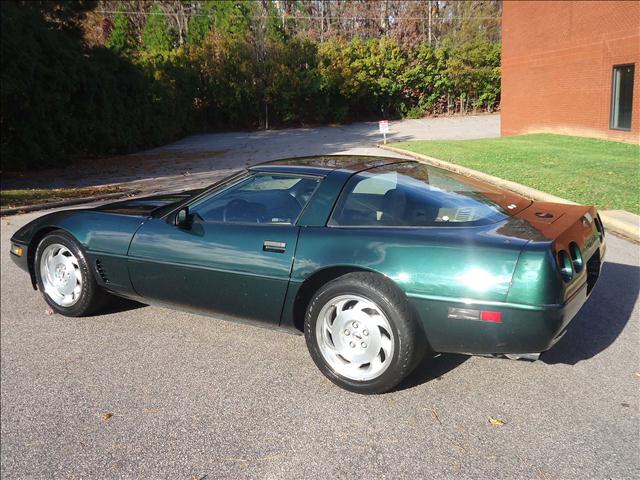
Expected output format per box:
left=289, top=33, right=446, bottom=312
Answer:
left=190, top=173, right=320, bottom=225
left=331, top=171, right=401, bottom=226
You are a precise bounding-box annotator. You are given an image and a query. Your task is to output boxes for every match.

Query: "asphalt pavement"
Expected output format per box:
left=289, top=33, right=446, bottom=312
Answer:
left=1, top=115, right=639, bottom=479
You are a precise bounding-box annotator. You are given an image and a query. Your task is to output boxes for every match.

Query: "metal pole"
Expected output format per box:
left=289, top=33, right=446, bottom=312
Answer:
left=428, top=0, right=432, bottom=46
left=320, top=0, right=324, bottom=42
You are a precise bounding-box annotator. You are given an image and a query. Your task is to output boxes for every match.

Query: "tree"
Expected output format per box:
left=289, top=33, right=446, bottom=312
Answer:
left=30, top=0, right=97, bottom=37
left=186, top=1, right=253, bottom=47
left=440, top=0, right=502, bottom=46
left=186, top=1, right=215, bottom=46
left=141, top=4, right=174, bottom=55
left=106, top=4, right=134, bottom=54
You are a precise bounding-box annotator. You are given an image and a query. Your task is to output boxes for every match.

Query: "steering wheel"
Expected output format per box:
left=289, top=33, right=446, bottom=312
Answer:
left=222, top=198, right=261, bottom=223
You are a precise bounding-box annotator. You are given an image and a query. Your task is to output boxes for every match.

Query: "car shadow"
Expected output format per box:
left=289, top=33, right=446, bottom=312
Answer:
left=395, top=353, right=469, bottom=391
left=100, top=297, right=147, bottom=315
left=542, top=261, right=639, bottom=365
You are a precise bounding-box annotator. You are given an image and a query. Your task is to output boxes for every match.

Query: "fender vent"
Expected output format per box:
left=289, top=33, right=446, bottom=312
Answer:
left=95, top=259, right=109, bottom=284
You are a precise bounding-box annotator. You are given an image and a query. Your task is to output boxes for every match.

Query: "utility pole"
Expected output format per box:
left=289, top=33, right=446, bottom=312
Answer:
left=428, top=0, right=432, bottom=46
left=320, top=0, right=324, bottom=42
left=259, top=0, right=269, bottom=130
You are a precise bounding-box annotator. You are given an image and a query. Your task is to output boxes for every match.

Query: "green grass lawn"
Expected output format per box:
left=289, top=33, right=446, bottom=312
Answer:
left=393, top=134, right=640, bottom=214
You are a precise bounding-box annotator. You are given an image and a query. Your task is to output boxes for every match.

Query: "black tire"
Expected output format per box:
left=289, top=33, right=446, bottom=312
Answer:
left=34, top=231, right=109, bottom=317
left=304, top=272, right=426, bottom=394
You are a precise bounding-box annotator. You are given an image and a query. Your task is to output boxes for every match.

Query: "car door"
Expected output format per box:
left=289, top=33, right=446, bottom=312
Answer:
left=127, top=173, right=322, bottom=324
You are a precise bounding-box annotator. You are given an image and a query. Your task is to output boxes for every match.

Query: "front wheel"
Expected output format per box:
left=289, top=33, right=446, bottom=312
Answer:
left=304, top=272, right=426, bottom=394
left=35, top=231, right=108, bottom=317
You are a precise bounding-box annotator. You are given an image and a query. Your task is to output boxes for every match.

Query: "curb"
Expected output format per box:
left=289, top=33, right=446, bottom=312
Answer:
left=0, top=191, right=139, bottom=217
left=379, top=144, right=640, bottom=242
left=598, top=210, right=640, bottom=243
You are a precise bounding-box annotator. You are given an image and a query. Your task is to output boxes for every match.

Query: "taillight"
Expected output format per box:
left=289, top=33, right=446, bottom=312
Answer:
left=569, top=242, right=583, bottom=273
left=480, top=311, right=502, bottom=323
left=447, top=308, right=503, bottom=323
left=557, top=250, right=573, bottom=282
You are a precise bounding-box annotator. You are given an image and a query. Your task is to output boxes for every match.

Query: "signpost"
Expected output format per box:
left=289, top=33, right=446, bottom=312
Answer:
left=379, top=120, right=389, bottom=144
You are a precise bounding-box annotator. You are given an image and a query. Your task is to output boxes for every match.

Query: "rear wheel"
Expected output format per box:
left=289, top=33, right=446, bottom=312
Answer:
left=35, top=231, right=108, bottom=317
left=304, top=272, right=425, bottom=394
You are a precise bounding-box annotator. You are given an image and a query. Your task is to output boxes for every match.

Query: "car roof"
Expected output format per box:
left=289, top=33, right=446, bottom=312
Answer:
left=249, top=155, right=412, bottom=176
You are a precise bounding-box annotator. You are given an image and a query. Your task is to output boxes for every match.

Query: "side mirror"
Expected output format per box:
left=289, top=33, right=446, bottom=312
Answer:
left=174, top=207, right=192, bottom=229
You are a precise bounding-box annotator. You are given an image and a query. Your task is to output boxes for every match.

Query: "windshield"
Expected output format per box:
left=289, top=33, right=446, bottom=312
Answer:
left=329, top=162, right=529, bottom=227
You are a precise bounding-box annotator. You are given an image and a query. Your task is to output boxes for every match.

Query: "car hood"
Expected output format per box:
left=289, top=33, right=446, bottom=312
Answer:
left=11, top=188, right=204, bottom=245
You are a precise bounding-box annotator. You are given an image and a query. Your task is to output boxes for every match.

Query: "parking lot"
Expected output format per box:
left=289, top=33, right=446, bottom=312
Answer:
left=1, top=116, right=638, bottom=479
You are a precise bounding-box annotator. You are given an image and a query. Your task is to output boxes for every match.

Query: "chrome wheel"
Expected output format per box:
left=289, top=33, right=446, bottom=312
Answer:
left=315, top=294, right=395, bottom=381
left=39, top=243, right=83, bottom=307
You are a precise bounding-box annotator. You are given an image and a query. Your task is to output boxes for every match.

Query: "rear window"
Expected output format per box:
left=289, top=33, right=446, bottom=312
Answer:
left=329, top=162, right=519, bottom=227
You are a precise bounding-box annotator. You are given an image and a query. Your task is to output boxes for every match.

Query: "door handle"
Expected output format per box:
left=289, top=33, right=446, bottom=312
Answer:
left=263, top=240, right=287, bottom=253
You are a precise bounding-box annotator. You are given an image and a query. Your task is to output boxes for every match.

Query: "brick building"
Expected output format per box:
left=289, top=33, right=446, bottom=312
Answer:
left=501, top=1, right=639, bottom=143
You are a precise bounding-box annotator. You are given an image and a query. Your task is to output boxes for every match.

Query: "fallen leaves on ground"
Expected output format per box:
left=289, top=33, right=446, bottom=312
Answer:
left=431, top=408, right=442, bottom=425
left=2, top=185, right=126, bottom=209
left=489, top=417, right=506, bottom=426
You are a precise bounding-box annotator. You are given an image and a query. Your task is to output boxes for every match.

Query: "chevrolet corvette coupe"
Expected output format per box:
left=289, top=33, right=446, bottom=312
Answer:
left=10, top=156, right=605, bottom=393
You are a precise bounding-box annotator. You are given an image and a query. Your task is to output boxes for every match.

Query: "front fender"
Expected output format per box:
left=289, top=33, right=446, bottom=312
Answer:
left=11, top=209, right=147, bottom=291
left=12, top=209, right=145, bottom=255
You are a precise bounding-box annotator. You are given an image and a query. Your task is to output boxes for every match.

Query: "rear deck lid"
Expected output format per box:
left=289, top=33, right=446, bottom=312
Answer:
left=515, top=202, right=567, bottom=225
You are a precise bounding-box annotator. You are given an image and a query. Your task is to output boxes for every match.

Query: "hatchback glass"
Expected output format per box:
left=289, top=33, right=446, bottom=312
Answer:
left=330, top=162, right=520, bottom=227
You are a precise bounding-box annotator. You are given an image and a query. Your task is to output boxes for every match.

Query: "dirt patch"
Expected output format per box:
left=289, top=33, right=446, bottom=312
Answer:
left=1, top=185, right=126, bottom=208
left=2, top=149, right=226, bottom=190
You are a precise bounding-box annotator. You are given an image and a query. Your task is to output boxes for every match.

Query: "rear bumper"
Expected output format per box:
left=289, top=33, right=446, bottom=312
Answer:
left=409, top=247, right=603, bottom=355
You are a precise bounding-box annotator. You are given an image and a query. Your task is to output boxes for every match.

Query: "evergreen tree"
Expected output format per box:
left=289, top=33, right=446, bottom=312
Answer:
left=187, top=1, right=253, bottom=46
left=215, top=1, right=252, bottom=37
left=106, top=5, right=134, bottom=54
left=186, top=2, right=214, bottom=46
left=142, top=5, right=174, bottom=55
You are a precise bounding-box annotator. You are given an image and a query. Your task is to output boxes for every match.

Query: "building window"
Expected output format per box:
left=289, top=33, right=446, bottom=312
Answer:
left=610, top=64, right=634, bottom=130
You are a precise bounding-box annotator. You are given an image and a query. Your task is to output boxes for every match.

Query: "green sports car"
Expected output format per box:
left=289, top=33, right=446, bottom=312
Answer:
left=10, top=156, right=606, bottom=394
